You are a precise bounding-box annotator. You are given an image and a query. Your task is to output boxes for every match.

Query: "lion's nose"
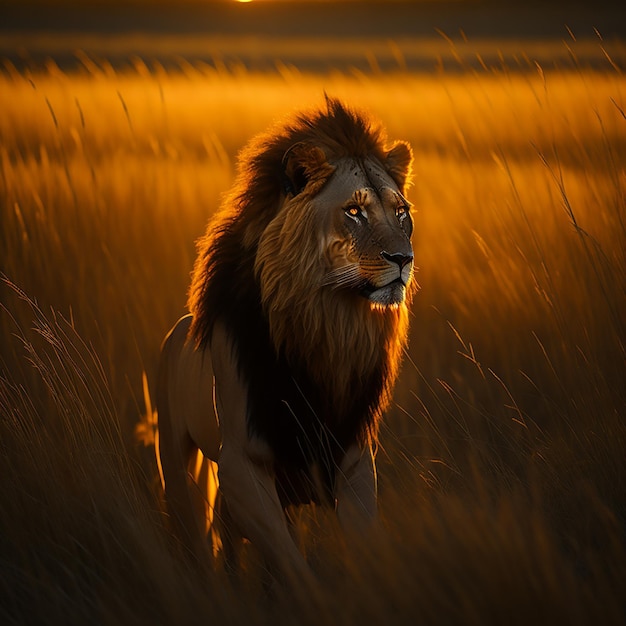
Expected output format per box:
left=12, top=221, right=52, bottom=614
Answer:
left=382, top=251, right=413, bottom=269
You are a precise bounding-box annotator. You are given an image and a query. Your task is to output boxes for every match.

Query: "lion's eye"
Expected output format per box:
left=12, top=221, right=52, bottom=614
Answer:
left=345, top=205, right=362, bottom=219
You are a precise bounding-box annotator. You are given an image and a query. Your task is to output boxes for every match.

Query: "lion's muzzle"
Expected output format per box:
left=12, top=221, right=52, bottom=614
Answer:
left=364, top=250, right=414, bottom=306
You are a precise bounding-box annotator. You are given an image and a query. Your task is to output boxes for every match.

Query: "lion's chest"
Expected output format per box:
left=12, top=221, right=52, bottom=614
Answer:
left=243, top=353, right=383, bottom=505
left=211, top=267, right=386, bottom=503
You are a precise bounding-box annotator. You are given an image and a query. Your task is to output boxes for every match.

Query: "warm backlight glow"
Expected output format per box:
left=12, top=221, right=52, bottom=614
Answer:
left=1, top=7, right=624, bottom=619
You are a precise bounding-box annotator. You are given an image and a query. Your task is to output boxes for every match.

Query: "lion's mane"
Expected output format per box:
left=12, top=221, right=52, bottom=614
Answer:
left=187, top=98, right=413, bottom=501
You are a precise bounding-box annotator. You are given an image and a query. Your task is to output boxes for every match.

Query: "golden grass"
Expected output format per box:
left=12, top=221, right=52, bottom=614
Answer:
left=1, top=58, right=625, bottom=624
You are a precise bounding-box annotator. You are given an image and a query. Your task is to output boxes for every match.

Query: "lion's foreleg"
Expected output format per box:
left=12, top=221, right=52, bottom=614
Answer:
left=335, top=443, right=378, bottom=531
left=211, top=322, right=315, bottom=588
left=218, top=448, right=313, bottom=587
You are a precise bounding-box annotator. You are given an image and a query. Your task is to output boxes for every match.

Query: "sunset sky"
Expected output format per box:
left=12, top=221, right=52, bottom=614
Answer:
left=2, top=0, right=624, bottom=38
left=2, top=0, right=624, bottom=73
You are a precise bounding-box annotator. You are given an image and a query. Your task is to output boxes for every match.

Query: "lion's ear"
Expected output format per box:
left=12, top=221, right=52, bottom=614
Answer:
left=385, top=141, right=413, bottom=191
left=282, top=144, right=328, bottom=196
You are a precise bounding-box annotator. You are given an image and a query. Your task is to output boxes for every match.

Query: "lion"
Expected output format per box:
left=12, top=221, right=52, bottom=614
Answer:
left=156, top=97, right=416, bottom=587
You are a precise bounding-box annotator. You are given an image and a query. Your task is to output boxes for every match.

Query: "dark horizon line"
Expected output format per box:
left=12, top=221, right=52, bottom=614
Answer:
left=2, top=1, right=626, bottom=39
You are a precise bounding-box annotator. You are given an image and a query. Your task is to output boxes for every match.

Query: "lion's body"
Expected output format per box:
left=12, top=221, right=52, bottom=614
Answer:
left=157, top=99, right=415, bottom=584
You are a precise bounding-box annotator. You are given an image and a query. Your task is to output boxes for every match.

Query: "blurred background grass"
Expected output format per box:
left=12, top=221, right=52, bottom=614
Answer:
left=1, top=21, right=625, bottom=625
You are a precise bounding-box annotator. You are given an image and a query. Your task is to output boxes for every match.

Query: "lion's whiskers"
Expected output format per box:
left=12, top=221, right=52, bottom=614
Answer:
left=322, top=264, right=365, bottom=289
left=322, top=256, right=406, bottom=291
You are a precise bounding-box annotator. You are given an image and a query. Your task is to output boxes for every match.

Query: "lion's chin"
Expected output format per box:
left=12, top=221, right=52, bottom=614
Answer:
left=366, top=280, right=406, bottom=308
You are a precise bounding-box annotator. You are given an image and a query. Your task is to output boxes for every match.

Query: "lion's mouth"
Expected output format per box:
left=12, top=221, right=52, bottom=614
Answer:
left=362, top=278, right=407, bottom=307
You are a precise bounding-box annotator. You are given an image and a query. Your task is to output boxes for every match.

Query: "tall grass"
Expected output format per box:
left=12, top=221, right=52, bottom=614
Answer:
left=1, top=54, right=624, bottom=624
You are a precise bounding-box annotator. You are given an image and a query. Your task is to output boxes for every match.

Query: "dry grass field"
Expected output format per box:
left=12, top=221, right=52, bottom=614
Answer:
left=1, top=46, right=625, bottom=624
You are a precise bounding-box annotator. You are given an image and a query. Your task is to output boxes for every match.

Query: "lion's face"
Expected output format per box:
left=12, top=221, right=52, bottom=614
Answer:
left=256, top=139, right=414, bottom=323
left=317, top=156, right=414, bottom=307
